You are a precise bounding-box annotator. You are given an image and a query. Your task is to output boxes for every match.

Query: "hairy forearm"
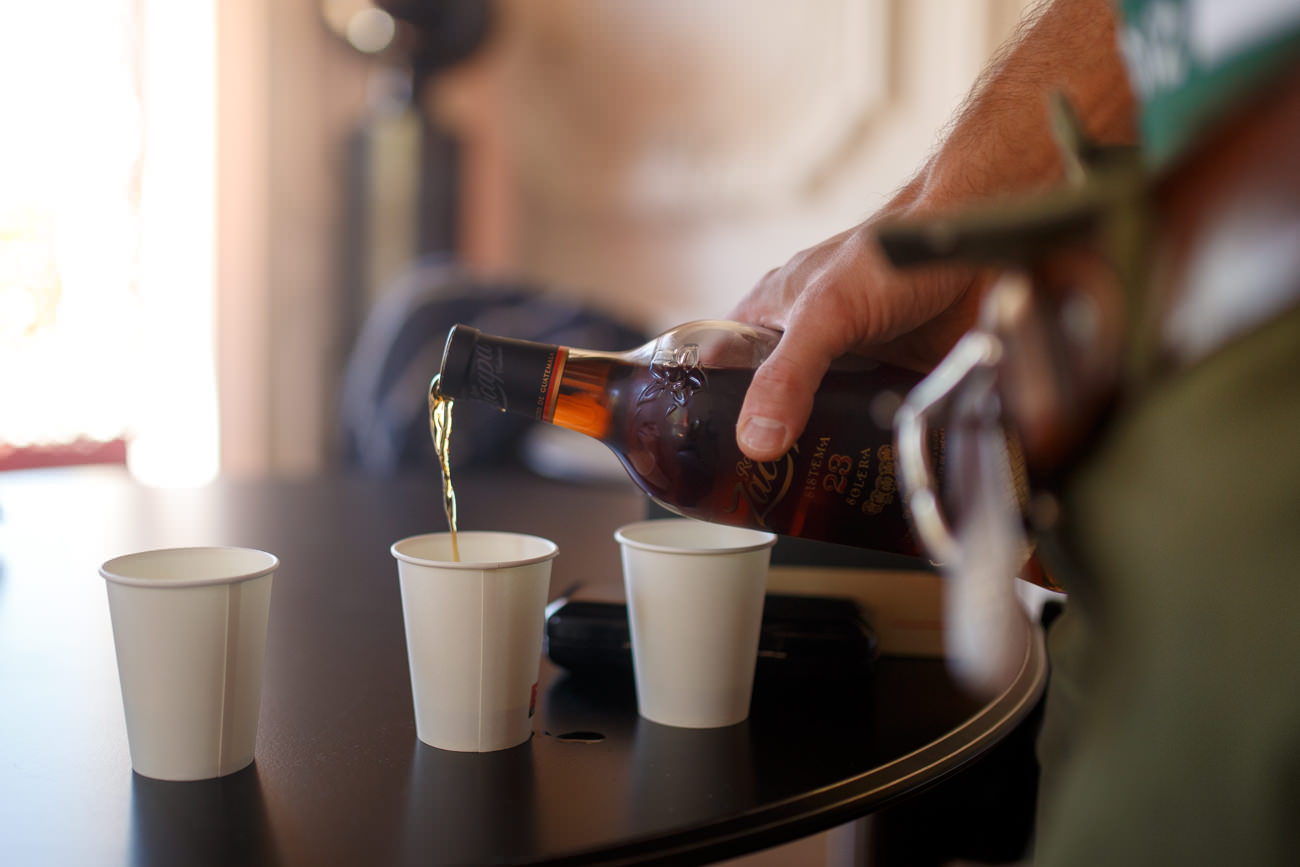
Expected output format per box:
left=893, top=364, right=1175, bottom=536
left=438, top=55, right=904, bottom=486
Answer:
left=895, top=0, right=1136, bottom=216
left=731, top=0, right=1140, bottom=462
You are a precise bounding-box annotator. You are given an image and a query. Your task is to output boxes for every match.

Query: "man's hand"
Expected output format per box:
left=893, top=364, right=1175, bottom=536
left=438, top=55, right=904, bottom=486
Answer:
left=728, top=0, right=1133, bottom=463
left=730, top=219, right=987, bottom=461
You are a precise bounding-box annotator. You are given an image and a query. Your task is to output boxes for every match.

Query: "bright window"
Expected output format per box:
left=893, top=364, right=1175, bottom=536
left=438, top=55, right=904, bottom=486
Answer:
left=0, top=0, right=216, bottom=486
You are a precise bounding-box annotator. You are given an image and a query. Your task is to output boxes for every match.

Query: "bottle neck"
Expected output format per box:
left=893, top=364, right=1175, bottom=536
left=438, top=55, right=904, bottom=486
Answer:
left=438, top=327, right=570, bottom=420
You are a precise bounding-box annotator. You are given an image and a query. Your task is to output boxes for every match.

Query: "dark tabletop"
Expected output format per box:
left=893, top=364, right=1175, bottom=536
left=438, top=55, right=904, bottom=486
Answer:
left=0, top=466, right=1045, bottom=866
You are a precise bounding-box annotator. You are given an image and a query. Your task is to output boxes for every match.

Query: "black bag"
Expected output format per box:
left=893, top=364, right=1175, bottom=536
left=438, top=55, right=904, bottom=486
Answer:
left=340, top=257, right=647, bottom=472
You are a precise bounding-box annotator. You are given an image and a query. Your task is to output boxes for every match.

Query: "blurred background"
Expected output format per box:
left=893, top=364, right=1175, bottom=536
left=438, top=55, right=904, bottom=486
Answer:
left=0, top=0, right=1036, bottom=487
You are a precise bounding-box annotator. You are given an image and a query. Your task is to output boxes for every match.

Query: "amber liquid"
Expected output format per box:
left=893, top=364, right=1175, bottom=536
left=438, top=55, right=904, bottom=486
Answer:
left=547, top=353, right=927, bottom=555
left=428, top=375, right=459, bottom=561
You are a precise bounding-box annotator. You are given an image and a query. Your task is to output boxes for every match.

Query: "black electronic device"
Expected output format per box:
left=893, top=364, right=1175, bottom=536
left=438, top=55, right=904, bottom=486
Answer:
left=545, top=593, right=877, bottom=683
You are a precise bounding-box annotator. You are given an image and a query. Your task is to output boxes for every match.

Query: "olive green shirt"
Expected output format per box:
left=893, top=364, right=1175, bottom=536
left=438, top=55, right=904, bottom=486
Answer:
left=1034, top=301, right=1300, bottom=865
left=1030, top=6, right=1300, bottom=863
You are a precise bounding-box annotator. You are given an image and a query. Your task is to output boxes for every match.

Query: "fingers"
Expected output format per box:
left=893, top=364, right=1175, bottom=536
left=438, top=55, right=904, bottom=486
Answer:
left=729, top=220, right=983, bottom=463
left=730, top=226, right=861, bottom=330
left=736, top=333, right=832, bottom=461
left=732, top=232, right=871, bottom=462
left=728, top=267, right=794, bottom=332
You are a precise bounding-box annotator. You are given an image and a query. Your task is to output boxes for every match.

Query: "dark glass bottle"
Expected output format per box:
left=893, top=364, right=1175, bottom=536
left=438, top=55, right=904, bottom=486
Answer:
left=437, top=320, right=942, bottom=556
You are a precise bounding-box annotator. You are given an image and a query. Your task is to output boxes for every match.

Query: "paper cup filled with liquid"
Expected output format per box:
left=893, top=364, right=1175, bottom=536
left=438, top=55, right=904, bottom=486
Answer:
left=391, top=531, right=558, bottom=752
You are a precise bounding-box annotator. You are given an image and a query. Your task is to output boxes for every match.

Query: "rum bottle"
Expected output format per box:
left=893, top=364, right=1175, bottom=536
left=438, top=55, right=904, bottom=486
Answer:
left=437, top=320, right=942, bottom=556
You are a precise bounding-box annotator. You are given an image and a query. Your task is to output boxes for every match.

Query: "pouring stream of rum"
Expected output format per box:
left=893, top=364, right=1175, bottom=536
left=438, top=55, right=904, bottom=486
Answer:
left=429, top=375, right=459, bottom=561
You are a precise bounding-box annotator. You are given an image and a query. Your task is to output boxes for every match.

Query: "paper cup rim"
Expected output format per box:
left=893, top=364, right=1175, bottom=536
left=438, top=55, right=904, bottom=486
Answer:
left=99, top=546, right=279, bottom=589
left=390, top=531, right=559, bottom=570
left=614, top=518, right=777, bottom=555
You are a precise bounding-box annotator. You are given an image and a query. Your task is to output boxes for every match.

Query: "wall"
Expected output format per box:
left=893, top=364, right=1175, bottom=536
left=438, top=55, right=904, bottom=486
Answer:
left=435, top=0, right=1039, bottom=330
left=215, top=0, right=1037, bottom=476
left=217, top=0, right=370, bottom=478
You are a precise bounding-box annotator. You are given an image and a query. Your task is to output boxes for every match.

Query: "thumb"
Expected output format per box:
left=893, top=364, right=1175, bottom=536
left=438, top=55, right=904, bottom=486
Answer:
left=736, top=334, right=833, bottom=462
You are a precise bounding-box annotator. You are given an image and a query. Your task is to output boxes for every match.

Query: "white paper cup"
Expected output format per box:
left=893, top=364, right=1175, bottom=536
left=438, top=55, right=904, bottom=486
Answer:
left=615, top=519, right=776, bottom=728
left=391, top=532, right=558, bottom=752
left=100, top=546, right=277, bottom=781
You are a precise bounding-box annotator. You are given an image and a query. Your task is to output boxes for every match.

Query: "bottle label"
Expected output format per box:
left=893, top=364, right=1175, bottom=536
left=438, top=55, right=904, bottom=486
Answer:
left=463, top=335, right=568, bottom=420
left=465, top=341, right=510, bottom=409
left=539, top=347, right=569, bottom=421
left=728, top=449, right=799, bottom=526
left=672, top=364, right=925, bottom=553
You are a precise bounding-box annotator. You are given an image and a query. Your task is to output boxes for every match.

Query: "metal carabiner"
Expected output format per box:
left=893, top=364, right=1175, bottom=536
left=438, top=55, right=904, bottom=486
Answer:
left=894, top=275, right=1039, bottom=697
left=894, top=328, right=1003, bottom=568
